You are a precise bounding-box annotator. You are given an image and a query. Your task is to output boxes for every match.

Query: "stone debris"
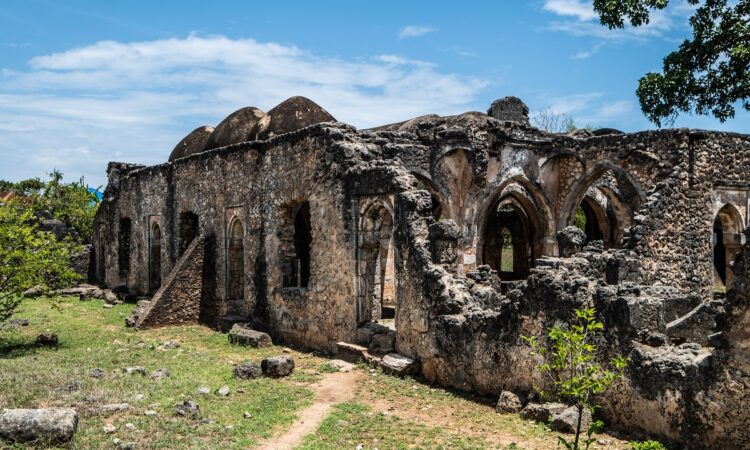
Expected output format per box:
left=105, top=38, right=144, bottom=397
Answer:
left=243, top=411, right=253, bottom=419
left=520, top=403, right=567, bottom=424
left=550, top=406, right=592, bottom=433
left=197, top=386, right=210, bottom=395
left=327, top=359, right=355, bottom=373
left=34, top=333, right=58, bottom=347
left=122, top=367, right=146, bottom=376
left=150, top=368, right=171, bottom=380
left=227, top=324, right=272, bottom=347
left=233, top=361, right=263, bottom=380
left=261, top=356, right=295, bottom=378
left=0, top=408, right=78, bottom=443
left=103, top=423, right=117, bottom=434
left=175, top=400, right=199, bottom=418
left=143, top=410, right=157, bottom=417
left=495, top=391, right=523, bottom=414
left=99, top=404, right=130, bottom=416
left=216, top=386, right=230, bottom=396
left=379, top=353, right=419, bottom=376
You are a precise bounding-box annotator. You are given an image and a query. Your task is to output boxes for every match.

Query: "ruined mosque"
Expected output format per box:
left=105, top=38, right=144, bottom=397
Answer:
left=92, top=95, right=750, bottom=449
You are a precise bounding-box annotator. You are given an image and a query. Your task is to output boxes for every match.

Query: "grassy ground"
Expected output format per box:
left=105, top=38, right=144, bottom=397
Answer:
left=1, top=296, right=631, bottom=449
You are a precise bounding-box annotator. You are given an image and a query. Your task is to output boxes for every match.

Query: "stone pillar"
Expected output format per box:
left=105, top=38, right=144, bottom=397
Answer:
left=429, top=220, right=461, bottom=273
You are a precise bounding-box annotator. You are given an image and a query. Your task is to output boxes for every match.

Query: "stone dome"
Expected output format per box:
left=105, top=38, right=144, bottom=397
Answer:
left=168, top=126, right=214, bottom=161
left=250, top=96, right=336, bottom=141
left=203, top=106, right=265, bottom=151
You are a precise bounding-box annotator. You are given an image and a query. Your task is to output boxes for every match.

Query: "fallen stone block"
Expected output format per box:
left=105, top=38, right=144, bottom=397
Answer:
left=122, top=367, right=146, bottom=376
left=175, top=400, right=199, bottom=418
left=520, top=402, right=567, bottom=423
left=228, top=324, right=272, bottom=348
left=233, top=361, right=263, bottom=380
left=379, top=353, right=419, bottom=376
left=0, top=408, right=78, bottom=443
left=495, top=391, right=523, bottom=413
left=328, top=359, right=356, bottom=373
left=261, top=356, right=295, bottom=378
left=551, top=405, right=592, bottom=433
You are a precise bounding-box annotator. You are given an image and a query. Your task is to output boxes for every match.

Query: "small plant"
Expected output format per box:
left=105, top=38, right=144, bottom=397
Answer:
left=523, top=307, right=628, bottom=450
left=630, top=440, right=667, bottom=450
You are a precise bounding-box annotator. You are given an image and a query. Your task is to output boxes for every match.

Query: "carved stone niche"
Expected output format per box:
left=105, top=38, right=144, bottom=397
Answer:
left=429, top=220, right=461, bottom=272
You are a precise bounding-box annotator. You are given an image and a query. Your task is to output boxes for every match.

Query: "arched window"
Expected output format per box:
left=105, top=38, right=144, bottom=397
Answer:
left=227, top=219, right=244, bottom=300
left=149, top=223, right=162, bottom=293
left=357, top=203, right=396, bottom=323
left=118, top=218, right=131, bottom=277
left=293, top=202, right=312, bottom=288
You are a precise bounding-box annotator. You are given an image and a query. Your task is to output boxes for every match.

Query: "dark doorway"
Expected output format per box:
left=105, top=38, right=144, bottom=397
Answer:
left=227, top=219, right=245, bottom=300
left=118, top=218, right=131, bottom=277
left=293, top=202, right=312, bottom=288
left=149, top=223, right=162, bottom=293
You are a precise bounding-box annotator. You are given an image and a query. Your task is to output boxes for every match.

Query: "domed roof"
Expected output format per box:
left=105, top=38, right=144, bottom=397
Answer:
left=203, top=106, right=265, bottom=151
left=250, top=96, right=336, bottom=140
left=169, top=126, right=214, bottom=161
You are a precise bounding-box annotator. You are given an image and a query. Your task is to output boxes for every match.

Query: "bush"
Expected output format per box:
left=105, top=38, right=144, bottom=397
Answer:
left=630, top=440, right=666, bottom=450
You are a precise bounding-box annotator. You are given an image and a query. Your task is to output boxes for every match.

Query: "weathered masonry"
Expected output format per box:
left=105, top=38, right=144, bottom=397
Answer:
left=93, top=96, right=750, bottom=449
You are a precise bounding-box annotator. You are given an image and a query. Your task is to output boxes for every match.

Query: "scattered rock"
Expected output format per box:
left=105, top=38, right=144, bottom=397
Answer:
left=143, top=410, right=157, bottom=417
left=0, top=408, right=78, bottom=443
left=243, top=411, right=253, bottom=419
left=124, top=423, right=136, bottom=431
left=495, top=391, right=523, bottom=413
left=227, top=324, right=272, bottom=347
left=119, top=441, right=137, bottom=450
left=551, top=406, right=592, bottom=433
left=233, top=361, right=263, bottom=380
left=103, top=304, right=114, bottom=309
left=175, top=400, right=199, bottom=418
left=60, top=381, right=82, bottom=393
left=216, top=386, right=230, bottom=396
left=103, top=423, right=117, bottom=434
left=35, top=333, right=59, bottom=347
left=88, top=368, right=105, bottom=379
left=133, top=394, right=145, bottom=402
left=79, top=287, right=105, bottom=301
left=379, top=353, right=419, bottom=376
left=157, top=340, right=180, bottom=350
left=197, top=386, right=210, bottom=395
left=99, top=404, right=129, bottom=416
left=150, top=369, right=170, bottom=380
left=261, top=356, right=295, bottom=378
left=520, top=402, right=567, bottom=423
left=103, top=290, right=119, bottom=305
left=328, top=359, right=355, bottom=373
left=122, top=367, right=146, bottom=376
left=0, top=318, right=29, bottom=331
left=22, top=285, right=46, bottom=298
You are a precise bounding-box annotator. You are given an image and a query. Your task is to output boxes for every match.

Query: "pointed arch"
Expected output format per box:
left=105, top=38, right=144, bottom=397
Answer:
left=714, top=203, right=744, bottom=290
left=227, top=217, right=245, bottom=301
left=357, top=200, right=396, bottom=324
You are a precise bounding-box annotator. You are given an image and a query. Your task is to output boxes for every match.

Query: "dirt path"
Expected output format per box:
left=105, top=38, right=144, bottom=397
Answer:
left=257, top=370, right=366, bottom=450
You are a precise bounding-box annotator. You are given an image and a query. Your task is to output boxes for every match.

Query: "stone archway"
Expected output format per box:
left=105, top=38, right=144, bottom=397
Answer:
left=357, top=202, right=396, bottom=324
left=714, top=204, right=744, bottom=291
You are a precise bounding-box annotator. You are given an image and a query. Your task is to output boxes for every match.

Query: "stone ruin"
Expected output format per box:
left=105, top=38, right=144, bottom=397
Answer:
left=92, top=95, right=750, bottom=449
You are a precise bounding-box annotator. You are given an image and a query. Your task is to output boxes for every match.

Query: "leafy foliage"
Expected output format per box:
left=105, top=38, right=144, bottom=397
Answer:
left=1, top=170, right=100, bottom=243
left=0, top=201, right=81, bottom=321
left=630, top=440, right=667, bottom=450
left=593, top=0, right=750, bottom=126
left=523, top=307, right=628, bottom=450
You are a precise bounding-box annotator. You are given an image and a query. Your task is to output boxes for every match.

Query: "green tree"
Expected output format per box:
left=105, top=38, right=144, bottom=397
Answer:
left=0, top=201, right=80, bottom=321
left=33, top=170, right=100, bottom=243
left=593, top=0, right=750, bottom=126
left=523, top=308, right=628, bottom=450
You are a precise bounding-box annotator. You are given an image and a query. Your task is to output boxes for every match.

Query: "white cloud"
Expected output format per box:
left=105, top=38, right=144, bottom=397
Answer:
left=543, top=1, right=679, bottom=41
left=572, top=42, right=605, bottom=59
left=0, top=35, right=488, bottom=186
left=542, top=0, right=597, bottom=21
left=398, top=25, right=437, bottom=39
left=532, top=93, right=636, bottom=128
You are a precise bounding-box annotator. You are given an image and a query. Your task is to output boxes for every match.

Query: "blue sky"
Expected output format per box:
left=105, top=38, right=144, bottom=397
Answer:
left=1, top=0, right=748, bottom=187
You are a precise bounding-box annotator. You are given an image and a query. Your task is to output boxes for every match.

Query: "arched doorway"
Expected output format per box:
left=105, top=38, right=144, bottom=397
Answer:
left=714, top=204, right=744, bottom=291
left=483, top=199, right=535, bottom=280
left=118, top=218, right=131, bottom=278
left=227, top=219, right=244, bottom=301
left=149, top=223, right=162, bottom=293
left=293, top=202, right=312, bottom=288
left=358, top=203, right=396, bottom=324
